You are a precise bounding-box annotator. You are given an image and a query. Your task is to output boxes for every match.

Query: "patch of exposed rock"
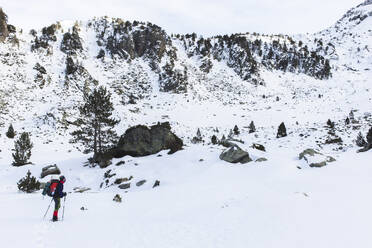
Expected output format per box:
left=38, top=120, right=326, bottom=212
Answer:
left=299, top=149, right=336, bottom=168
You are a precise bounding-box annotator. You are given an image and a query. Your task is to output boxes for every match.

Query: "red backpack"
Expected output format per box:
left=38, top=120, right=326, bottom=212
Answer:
left=42, top=179, right=59, bottom=197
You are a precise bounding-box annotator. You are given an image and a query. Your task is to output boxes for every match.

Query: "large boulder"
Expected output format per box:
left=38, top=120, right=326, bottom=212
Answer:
left=299, top=149, right=336, bottom=168
left=0, top=8, right=9, bottom=42
left=40, top=164, right=61, bottom=178
left=114, top=122, right=183, bottom=157
left=219, top=146, right=252, bottom=164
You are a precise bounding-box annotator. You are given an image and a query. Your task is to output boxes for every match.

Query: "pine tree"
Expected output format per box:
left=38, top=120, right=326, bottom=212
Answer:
left=349, top=111, right=354, bottom=120
left=277, top=122, right=287, bottom=138
left=211, top=135, right=218, bottom=145
left=17, top=170, right=40, bottom=193
left=12, top=132, right=33, bottom=166
left=196, top=128, right=201, bottom=139
left=71, top=86, right=119, bottom=159
left=345, top=117, right=350, bottom=125
left=233, top=125, right=240, bottom=135
left=192, top=128, right=203, bottom=143
left=6, top=123, right=15, bottom=138
left=249, top=121, right=256, bottom=133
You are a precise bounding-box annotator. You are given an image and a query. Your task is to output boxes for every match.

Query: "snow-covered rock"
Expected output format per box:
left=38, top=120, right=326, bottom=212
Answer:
left=299, top=149, right=336, bottom=168
left=219, top=146, right=252, bottom=164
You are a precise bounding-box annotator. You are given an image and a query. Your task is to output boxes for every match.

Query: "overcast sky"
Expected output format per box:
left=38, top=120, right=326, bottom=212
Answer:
left=0, top=0, right=363, bottom=36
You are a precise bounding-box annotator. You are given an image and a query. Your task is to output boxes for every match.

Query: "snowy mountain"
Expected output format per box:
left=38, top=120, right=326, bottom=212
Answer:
left=0, top=1, right=372, bottom=248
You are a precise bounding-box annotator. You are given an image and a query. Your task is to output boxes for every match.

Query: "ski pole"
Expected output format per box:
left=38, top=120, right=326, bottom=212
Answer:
left=43, top=198, right=53, bottom=220
left=62, top=195, right=66, bottom=221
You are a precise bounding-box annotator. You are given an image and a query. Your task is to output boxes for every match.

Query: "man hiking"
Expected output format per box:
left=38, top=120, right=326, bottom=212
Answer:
left=52, top=175, right=67, bottom=222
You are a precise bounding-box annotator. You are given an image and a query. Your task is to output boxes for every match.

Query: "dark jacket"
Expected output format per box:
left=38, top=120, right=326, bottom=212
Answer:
left=53, top=181, right=65, bottom=198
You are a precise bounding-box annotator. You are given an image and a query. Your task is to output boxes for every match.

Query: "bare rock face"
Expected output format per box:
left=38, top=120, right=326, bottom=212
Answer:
left=219, top=146, right=252, bottom=164
left=115, top=122, right=183, bottom=157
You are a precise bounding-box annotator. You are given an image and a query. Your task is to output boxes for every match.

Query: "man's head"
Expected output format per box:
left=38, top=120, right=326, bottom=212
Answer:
left=59, top=175, right=66, bottom=184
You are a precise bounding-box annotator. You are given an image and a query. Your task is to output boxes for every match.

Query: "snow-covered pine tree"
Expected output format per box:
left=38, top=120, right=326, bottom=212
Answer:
left=233, top=125, right=240, bottom=135
left=277, top=122, right=287, bottom=138
left=192, top=128, right=203, bottom=143
left=327, top=119, right=335, bottom=129
left=349, top=110, right=354, bottom=120
left=6, top=123, right=15, bottom=138
left=71, top=86, right=119, bottom=159
left=249, top=121, right=256, bottom=133
left=211, top=135, right=218, bottom=145
left=12, top=132, right=33, bottom=166
left=345, top=117, right=350, bottom=125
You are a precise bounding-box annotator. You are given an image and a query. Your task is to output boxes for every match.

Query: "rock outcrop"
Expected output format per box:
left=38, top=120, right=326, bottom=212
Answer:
left=114, top=122, right=183, bottom=157
left=220, top=146, right=252, bottom=164
left=0, top=8, right=9, bottom=42
left=40, top=164, right=61, bottom=178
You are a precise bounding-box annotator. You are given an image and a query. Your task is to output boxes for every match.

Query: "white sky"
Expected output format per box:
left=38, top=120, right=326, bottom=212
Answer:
left=0, top=0, right=363, bottom=36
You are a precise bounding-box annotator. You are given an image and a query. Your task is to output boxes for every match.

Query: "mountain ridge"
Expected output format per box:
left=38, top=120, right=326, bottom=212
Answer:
left=0, top=1, right=370, bottom=149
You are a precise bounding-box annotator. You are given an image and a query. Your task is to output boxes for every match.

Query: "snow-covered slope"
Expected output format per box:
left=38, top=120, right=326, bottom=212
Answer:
left=0, top=1, right=372, bottom=248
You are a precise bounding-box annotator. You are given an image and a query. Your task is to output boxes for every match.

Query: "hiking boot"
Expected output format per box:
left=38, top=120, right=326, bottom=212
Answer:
left=52, top=216, right=58, bottom=222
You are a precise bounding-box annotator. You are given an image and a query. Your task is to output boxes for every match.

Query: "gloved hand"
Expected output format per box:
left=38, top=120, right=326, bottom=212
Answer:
left=63, top=192, right=67, bottom=197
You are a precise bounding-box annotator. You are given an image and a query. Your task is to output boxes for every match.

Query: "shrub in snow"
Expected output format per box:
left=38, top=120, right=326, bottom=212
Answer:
left=153, top=180, right=160, bottom=188
left=327, top=119, right=335, bottom=129
left=113, top=194, right=122, bottom=203
left=211, top=135, right=218, bottom=145
left=356, top=132, right=367, bottom=147
left=12, top=132, right=33, bottom=166
left=17, top=170, right=40, bottom=193
left=252, top=143, right=266, bottom=152
left=191, top=128, right=203, bottom=143
left=277, top=122, right=287, bottom=138
left=249, top=121, right=256, bottom=133
left=233, top=125, right=240, bottom=135
left=6, top=123, right=15, bottom=138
